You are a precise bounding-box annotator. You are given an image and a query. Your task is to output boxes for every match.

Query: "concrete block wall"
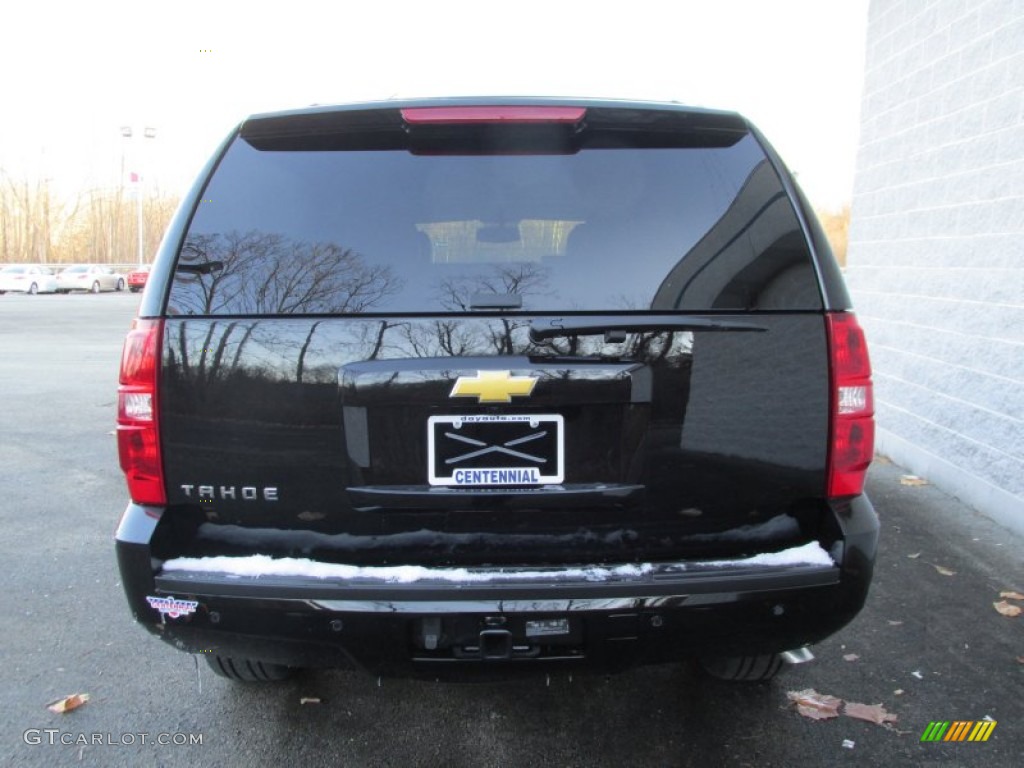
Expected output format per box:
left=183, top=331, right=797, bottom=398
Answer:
left=846, top=0, right=1024, bottom=533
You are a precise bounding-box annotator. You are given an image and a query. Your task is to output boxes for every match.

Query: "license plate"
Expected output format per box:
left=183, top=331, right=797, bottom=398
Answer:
left=427, top=414, right=564, bottom=487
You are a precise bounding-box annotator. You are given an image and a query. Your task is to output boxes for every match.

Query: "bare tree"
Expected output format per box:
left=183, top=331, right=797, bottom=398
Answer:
left=0, top=168, right=178, bottom=266
left=816, top=205, right=850, bottom=267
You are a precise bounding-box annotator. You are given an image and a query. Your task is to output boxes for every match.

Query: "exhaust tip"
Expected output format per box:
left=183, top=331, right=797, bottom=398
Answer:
left=780, top=647, right=815, bottom=665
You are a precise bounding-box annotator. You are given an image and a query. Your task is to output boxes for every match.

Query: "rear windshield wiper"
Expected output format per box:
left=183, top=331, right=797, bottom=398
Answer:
left=529, top=315, right=766, bottom=343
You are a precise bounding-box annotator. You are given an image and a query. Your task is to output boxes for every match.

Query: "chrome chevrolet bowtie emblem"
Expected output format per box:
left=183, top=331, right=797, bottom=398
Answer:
left=449, top=370, right=538, bottom=403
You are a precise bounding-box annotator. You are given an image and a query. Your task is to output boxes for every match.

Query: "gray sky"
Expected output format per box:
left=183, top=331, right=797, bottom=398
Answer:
left=1, top=0, right=869, bottom=209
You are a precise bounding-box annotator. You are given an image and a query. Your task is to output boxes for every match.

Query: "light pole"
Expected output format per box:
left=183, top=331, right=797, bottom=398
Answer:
left=119, top=126, right=132, bottom=264
left=120, top=126, right=157, bottom=266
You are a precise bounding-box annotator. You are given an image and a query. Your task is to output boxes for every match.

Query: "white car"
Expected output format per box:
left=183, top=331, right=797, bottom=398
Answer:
left=57, top=264, right=125, bottom=293
left=0, top=265, right=59, bottom=294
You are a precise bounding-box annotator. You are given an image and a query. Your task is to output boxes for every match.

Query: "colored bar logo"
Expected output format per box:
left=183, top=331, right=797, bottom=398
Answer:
left=921, top=721, right=997, bottom=742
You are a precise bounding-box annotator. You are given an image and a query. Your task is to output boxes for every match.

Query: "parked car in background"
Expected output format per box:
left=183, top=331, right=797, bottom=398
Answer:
left=57, top=265, right=125, bottom=293
left=0, top=265, right=59, bottom=294
left=126, top=264, right=151, bottom=293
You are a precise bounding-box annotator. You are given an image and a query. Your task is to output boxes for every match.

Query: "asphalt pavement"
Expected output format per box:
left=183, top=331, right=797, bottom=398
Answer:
left=0, top=290, right=1020, bottom=767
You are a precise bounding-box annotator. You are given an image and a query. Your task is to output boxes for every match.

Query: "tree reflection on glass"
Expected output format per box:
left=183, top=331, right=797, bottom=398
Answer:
left=172, top=231, right=401, bottom=316
left=167, top=231, right=402, bottom=387
left=434, top=263, right=552, bottom=355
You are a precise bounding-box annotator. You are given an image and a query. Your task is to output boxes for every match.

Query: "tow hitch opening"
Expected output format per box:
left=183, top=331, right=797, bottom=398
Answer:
left=479, top=630, right=513, bottom=660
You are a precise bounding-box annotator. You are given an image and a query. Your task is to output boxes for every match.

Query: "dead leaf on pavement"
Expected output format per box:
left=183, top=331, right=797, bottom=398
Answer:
left=787, top=689, right=899, bottom=727
left=887, top=620, right=903, bottom=626
left=47, top=693, right=90, bottom=714
left=844, top=701, right=899, bottom=725
left=843, top=653, right=860, bottom=662
left=900, top=475, right=928, bottom=486
left=299, top=697, right=321, bottom=705
left=1016, top=656, right=1024, bottom=664
left=999, top=591, right=1024, bottom=601
left=993, top=601, right=1022, bottom=617
left=933, top=565, right=956, bottom=576
left=787, top=689, right=842, bottom=720
left=907, top=552, right=922, bottom=559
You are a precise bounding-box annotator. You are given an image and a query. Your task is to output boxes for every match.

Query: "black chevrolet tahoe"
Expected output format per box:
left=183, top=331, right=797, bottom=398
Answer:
left=115, top=98, right=877, bottom=683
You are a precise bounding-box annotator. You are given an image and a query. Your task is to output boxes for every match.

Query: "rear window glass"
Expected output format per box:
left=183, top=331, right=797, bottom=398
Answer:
left=168, top=130, right=821, bottom=315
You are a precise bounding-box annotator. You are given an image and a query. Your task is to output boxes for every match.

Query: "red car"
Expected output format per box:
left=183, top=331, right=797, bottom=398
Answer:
left=127, top=265, right=151, bottom=293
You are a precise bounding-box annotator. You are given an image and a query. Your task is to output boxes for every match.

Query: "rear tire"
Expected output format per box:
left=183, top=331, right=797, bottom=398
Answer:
left=699, top=654, right=783, bottom=682
left=28, top=282, right=38, bottom=295
left=90, top=281, right=100, bottom=294
left=205, top=655, right=294, bottom=682
left=116, top=278, right=125, bottom=291
left=129, top=286, right=140, bottom=293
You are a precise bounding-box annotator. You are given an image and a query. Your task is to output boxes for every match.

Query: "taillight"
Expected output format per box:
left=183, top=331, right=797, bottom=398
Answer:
left=117, top=318, right=165, bottom=504
left=401, top=106, right=586, bottom=125
left=827, top=313, right=874, bottom=498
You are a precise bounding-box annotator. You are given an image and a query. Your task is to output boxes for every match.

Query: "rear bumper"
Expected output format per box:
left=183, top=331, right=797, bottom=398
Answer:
left=115, top=496, right=878, bottom=675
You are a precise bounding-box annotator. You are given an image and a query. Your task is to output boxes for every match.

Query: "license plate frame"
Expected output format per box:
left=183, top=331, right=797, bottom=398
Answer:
left=427, top=414, right=564, bottom=487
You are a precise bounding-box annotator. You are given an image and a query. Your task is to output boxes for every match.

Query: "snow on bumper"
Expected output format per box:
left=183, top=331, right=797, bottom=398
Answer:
left=159, top=542, right=834, bottom=584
